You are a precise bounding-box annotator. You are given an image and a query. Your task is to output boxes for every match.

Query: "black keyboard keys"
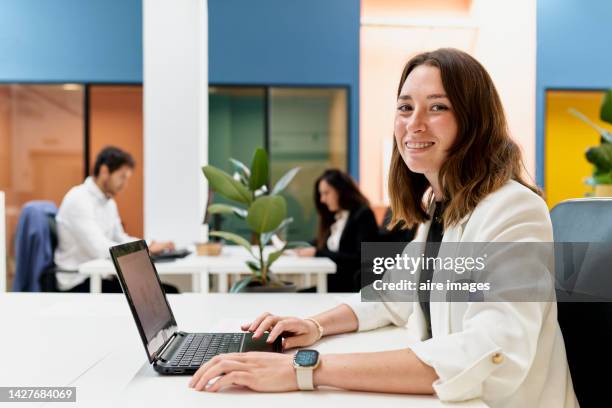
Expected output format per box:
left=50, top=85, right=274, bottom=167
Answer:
left=171, top=333, right=243, bottom=367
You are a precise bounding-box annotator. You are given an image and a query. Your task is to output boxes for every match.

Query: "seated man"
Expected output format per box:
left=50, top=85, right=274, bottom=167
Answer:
left=54, top=146, right=176, bottom=292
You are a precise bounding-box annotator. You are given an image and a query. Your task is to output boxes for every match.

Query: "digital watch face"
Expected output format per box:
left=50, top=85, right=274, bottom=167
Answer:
left=294, top=350, right=319, bottom=367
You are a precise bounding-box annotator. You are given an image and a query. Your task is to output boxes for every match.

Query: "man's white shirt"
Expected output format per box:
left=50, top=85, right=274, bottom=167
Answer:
left=54, top=177, right=138, bottom=290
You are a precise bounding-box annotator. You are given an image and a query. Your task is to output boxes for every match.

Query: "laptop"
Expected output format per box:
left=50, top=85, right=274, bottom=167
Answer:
left=150, top=248, right=191, bottom=263
left=109, top=240, right=282, bottom=375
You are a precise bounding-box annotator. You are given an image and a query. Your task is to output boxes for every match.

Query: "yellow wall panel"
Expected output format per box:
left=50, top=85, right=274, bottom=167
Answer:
left=544, top=90, right=606, bottom=208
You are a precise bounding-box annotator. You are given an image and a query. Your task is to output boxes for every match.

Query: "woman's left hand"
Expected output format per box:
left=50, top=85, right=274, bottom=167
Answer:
left=189, top=352, right=297, bottom=392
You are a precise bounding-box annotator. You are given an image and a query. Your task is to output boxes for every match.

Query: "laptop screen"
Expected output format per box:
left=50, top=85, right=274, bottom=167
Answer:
left=110, top=240, right=177, bottom=362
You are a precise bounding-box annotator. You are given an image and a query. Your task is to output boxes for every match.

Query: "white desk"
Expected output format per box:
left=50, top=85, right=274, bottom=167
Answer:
left=78, top=246, right=336, bottom=294
left=0, top=293, right=487, bottom=407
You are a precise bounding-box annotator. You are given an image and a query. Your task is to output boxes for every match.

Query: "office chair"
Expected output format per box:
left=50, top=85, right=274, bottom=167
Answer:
left=12, top=201, right=58, bottom=292
left=39, top=214, right=59, bottom=292
left=550, top=198, right=612, bottom=407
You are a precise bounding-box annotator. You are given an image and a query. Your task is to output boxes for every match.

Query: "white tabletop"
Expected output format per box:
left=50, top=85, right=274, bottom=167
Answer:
left=79, top=247, right=336, bottom=274
left=78, top=245, right=336, bottom=293
left=0, top=293, right=487, bottom=408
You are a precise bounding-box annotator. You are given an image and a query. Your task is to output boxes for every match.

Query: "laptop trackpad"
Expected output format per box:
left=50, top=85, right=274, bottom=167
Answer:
left=242, top=332, right=282, bottom=352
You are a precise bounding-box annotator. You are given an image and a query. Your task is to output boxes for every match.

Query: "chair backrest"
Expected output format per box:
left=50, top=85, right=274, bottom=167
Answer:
left=39, top=213, right=59, bottom=292
left=47, top=213, right=58, bottom=251
left=550, top=198, right=612, bottom=242
left=12, top=201, right=57, bottom=292
left=550, top=198, right=612, bottom=407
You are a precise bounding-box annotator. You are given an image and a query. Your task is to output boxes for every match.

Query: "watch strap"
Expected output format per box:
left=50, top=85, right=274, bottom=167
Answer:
left=295, top=366, right=315, bottom=390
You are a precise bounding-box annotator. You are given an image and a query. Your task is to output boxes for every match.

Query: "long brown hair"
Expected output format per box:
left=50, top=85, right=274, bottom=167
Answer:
left=388, top=48, right=538, bottom=230
left=315, top=169, right=369, bottom=249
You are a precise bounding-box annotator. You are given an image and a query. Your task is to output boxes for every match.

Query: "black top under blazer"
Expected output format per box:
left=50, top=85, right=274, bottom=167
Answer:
left=315, top=206, right=379, bottom=292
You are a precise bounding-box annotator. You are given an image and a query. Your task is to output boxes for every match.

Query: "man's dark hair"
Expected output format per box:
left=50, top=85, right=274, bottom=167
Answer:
left=92, top=146, right=135, bottom=177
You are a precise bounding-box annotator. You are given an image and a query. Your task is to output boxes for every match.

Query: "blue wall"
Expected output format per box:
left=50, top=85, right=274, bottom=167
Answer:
left=208, top=0, right=361, bottom=179
left=536, top=0, right=612, bottom=186
left=0, top=0, right=361, bottom=177
left=0, top=0, right=142, bottom=83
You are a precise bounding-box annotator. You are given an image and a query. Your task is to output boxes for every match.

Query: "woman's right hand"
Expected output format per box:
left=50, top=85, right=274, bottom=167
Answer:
left=241, top=312, right=321, bottom=350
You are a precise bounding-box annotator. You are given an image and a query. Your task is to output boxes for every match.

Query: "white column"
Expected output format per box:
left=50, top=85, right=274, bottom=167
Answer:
left=143, top=0, right=208, bottom=247
left=0, top=191, right=5, bottom=292
left=471, top=0, right=536, bottom=179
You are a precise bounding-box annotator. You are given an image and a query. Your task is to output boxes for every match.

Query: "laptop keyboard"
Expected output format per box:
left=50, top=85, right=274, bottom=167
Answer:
left=171, top=333, right=243, bottom=367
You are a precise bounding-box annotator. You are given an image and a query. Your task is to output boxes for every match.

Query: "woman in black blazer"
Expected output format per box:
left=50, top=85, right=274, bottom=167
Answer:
left=295, top=169, right=378, bottom=292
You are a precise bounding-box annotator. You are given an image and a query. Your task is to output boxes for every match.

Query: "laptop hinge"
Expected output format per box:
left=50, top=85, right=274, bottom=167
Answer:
left=155, top=331, right=182, bottom=363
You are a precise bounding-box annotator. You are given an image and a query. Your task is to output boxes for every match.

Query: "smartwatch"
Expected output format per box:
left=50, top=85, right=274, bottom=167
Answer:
left=293, top=349, right=320, bottom=390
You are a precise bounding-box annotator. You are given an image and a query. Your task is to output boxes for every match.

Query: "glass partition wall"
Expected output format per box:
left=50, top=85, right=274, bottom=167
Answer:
left=208, top=87, right=266, bottom=240
left=0, top=84, right=85, bottom=290
left=209, top=86, right=349, bottom=241
left=0, top=83, right=143, bottom=290
left=269, top=87, right=348, bottom=241
left=1, top=83, right=349, bottom=289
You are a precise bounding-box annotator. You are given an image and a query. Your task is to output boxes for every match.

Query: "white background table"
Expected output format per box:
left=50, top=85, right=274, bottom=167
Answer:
left=78, top=246, right=336, bottom=294
left=0, top=293, right=487, bottom=407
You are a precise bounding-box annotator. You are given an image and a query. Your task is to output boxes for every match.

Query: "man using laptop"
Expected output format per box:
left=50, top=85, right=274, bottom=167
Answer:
left=54, top=146, right=176, bottom=292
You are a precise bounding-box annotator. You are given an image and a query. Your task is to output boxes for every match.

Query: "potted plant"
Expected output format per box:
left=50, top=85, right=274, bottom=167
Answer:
left=202, top=147, right=309, bottom=292
left=568, top=89, right=612, bottom=197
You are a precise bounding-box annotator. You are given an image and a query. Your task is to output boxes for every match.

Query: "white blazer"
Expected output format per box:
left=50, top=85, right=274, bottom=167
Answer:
left=344, top=180, right=578, bottom=408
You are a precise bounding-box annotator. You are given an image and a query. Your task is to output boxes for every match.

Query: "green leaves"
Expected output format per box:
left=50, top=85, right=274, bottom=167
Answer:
left=267, top=249, right=284, bottom=269
left=207, top=203, right=247, bottom=219
left=249, top=148, right=269, bottom=191
left=266, top=241, right=311, bottom=270
left=229, top=158, right=251, bottom=179
left=600, top=89, right=612, bottom=126
left=201, top=147, right=303, bottom=288
left=246, top=260, right=261, bottom=273
left=261, top=217, right=293, bottom=246
left=202, top=166, right=251, bottom=204
left=246, top=195, right=287, bottom=234
left=586, top=143, right=612, bottom=185
left=271, top=167, right=300, bottom=195
left=284, top=241, right=312, bottom=249
left=593, top=172, right=612, bottom=185
left=586, top=144, right=612, bottom=172
left=209, top=231, right=252, bottom=255
left=231, top=276, right=253, bottom=293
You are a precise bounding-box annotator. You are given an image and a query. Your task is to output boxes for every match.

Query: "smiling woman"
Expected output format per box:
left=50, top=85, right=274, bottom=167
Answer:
left=388, top=49, right=537, bottom=231
left=188, top=49, right=578, bottom=408
left=394, top=66, right=458, bottom=198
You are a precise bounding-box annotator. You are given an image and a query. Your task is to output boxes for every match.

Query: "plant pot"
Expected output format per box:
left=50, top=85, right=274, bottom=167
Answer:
left=594, top=184, right=612, bottom=197
left=195, top=242, right=222, bottom=256
left=240, top=281, right=297, bottom=293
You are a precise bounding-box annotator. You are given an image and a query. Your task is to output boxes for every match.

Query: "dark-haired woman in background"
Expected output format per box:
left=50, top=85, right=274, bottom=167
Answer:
left=294, top=169, right=378, bottom=292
